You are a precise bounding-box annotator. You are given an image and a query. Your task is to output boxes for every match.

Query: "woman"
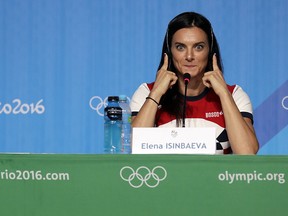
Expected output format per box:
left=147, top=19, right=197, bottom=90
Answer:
left=130, top=12, right=259, bottom=154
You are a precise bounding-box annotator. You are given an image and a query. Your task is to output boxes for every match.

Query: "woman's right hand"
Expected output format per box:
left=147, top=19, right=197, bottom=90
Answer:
left=131, top=54, right=178, bottom=127
left=149, top=53, right=178, bottom=100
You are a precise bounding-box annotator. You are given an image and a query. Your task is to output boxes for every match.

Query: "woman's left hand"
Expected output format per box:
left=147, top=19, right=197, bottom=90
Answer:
left=202, top=54, right=229, bottom=97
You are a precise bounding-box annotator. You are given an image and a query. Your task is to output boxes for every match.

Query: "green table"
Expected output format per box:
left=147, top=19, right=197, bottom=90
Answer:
left=0, top=154, right=287, bottom=216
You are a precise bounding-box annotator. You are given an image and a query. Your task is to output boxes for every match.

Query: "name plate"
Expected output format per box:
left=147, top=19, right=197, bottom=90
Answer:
left=132, top=127, right=216, bottom=154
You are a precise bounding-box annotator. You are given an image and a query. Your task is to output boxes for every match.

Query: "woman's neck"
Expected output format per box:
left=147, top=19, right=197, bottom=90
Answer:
left=178, top=76, right=206, bottom=96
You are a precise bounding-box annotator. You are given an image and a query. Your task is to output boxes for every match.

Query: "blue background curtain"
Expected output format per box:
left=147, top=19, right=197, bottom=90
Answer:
left=0, top=0, right=287, bottom=154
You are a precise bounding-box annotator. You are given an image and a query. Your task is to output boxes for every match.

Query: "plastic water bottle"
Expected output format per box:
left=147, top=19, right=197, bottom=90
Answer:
left=119, top=95, right=132, bottom=154
left=104, top=96, right=122, bottom=154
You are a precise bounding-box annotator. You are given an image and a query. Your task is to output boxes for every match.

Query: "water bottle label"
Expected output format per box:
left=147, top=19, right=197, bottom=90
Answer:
left=105, top=107, right=122, bottom=120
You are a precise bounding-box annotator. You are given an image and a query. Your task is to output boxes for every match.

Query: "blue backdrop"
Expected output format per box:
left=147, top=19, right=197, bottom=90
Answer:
left=0, top=0, right=287, bottom=154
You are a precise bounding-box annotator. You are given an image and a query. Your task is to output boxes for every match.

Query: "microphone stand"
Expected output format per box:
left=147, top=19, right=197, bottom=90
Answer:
left=182, top=73, right=190, bottom=128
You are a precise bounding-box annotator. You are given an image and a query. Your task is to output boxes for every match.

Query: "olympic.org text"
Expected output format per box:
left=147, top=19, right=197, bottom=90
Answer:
left=218, top=171, right=285, bottom=184
left=0, top=169, right=70, bottom=181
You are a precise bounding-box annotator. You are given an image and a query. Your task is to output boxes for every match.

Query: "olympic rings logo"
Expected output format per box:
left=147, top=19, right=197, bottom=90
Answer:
left=282, top=96, right=288, bottom=110
left=89, top=96, right=131, bottom=116
left=89, top=96, right=108, bottom=116
left=120, top=166, right=167, bottom=188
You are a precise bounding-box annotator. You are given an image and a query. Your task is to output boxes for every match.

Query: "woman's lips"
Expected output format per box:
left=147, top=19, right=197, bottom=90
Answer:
left=183, top=65, right=196, bottom=69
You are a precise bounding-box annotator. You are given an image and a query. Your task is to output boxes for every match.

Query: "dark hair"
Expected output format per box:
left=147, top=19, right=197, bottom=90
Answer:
left=157, top=12, right=223, bottom=126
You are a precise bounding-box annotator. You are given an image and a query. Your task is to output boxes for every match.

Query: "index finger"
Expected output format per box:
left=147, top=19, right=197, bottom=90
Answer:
left=212, top=53, right=219, bottom=71
left=161, top=53, right=169, bottom=70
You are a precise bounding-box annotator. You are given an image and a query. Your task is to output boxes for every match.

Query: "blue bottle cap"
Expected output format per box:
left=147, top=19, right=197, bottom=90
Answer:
left=119, top=95, right=127, bottom=101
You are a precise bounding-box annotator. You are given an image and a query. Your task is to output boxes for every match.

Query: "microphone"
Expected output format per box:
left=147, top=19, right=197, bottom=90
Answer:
left=184, top=73, right=191, bottom=85
left=182, top=73, right=190, bottom=127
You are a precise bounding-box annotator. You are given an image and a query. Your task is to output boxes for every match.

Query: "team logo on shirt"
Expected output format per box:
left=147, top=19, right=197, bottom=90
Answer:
left=205, top=111, right=223, bottom=118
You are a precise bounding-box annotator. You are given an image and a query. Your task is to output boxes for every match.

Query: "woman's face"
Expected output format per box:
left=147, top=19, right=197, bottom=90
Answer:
left=171, top=27, right=210, bottom=78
